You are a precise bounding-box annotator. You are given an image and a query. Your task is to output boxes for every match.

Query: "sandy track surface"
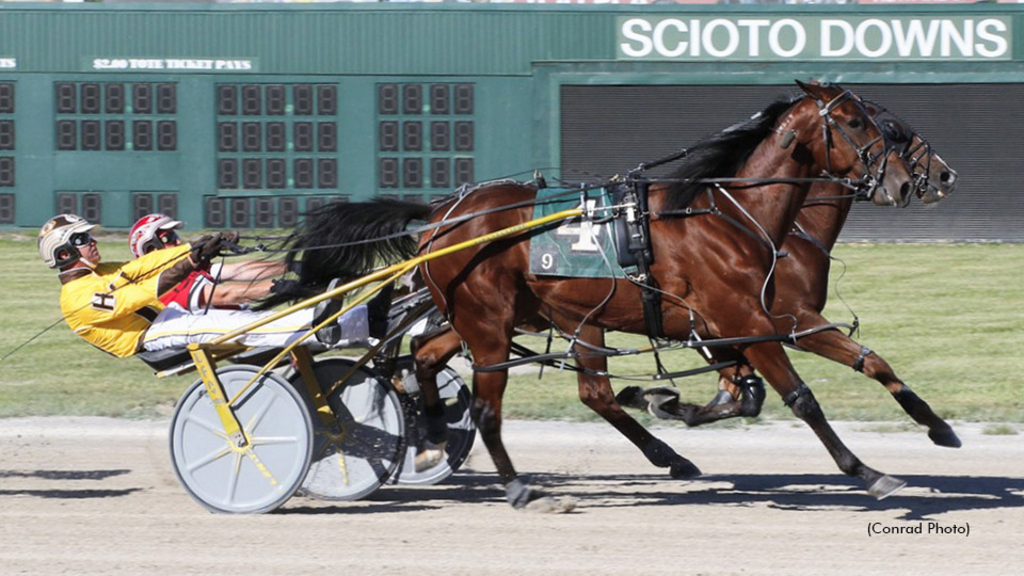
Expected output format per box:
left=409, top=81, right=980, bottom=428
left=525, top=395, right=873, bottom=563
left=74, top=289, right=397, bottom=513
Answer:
left=0, top=417, right=1021, bottom=576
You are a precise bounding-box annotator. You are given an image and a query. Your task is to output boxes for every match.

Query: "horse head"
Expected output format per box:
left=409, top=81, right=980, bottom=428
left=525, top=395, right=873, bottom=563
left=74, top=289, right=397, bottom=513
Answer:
left=793, top=80, right=915, bottom=208
left=864, top=101, right=958, bottom=205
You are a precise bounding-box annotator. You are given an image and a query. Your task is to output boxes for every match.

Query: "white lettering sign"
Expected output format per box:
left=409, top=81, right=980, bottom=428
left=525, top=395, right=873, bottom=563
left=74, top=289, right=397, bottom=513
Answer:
left=90, top=58, right=256, bottom=72
left=0, top=58, right=16, bottom=69
left=618, top=16, right=1011, bottom=61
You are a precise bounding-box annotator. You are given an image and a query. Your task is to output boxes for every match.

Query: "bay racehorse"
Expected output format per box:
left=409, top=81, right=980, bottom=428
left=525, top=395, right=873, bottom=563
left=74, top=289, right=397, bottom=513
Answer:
left=403, top=99, right=962, bottom=472
left=616, top=101, right=962, bottom=449
left=282, top=81, right=916, bottom=510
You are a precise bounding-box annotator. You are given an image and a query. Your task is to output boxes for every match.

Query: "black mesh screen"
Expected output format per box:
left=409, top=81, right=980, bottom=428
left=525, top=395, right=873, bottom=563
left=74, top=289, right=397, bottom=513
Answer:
left=560, top=84, right=1024, bottom=242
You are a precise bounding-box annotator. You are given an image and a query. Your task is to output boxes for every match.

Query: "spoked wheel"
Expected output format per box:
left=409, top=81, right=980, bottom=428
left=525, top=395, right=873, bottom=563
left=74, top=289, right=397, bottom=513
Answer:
left=286, top=358, right=405, bottom=501
left=390, top=356, right=476, bottom=485
left=169, top=366, right=313, bottom=514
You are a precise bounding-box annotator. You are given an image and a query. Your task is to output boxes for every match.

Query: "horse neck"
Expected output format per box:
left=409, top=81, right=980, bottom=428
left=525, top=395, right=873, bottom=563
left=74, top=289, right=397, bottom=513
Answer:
left=794, top=182, right=855, bottom=251
left=726, top=138, right=815, bottom=247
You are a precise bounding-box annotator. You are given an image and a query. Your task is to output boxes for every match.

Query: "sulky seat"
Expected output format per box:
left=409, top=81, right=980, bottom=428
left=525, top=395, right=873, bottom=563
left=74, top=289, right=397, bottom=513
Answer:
left=136, top=347, right=195, bottom=372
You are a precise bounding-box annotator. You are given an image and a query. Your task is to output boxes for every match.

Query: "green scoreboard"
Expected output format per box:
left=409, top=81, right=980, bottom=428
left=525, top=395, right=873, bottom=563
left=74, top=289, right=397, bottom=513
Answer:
left=2, top=3, right=1024, bottom=242
left=3, top=74, right=491, bottom=230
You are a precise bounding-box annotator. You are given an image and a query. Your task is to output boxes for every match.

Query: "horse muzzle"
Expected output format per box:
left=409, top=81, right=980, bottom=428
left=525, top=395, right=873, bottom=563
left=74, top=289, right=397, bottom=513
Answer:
left=920, top=169, right=958, bottom=204
left=871, top=179, right=913, bottom=207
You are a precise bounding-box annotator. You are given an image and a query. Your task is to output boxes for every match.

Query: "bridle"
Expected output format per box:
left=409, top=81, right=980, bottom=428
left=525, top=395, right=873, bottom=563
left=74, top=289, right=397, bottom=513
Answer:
left=865, top=101, right=949, bottom=202
left=813, top=90, right=894, bottom=203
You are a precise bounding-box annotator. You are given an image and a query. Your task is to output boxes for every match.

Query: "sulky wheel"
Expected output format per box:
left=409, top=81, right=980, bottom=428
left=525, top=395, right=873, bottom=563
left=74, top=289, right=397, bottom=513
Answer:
left=286, top=357, right=405, bottom=501
left=391, top=356, right=476, bottom=486
left=169, top=366, right=313, bottom=514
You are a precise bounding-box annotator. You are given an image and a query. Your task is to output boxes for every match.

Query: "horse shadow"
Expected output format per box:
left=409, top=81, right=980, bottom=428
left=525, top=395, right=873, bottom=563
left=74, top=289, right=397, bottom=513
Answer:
left=285, top=470, right=1023, bottom=519
left=3, top=467, right=1017, bottom=518
left=0, top=468, right=140, bottom=500
left=527, top=471, right=1024, bottom=520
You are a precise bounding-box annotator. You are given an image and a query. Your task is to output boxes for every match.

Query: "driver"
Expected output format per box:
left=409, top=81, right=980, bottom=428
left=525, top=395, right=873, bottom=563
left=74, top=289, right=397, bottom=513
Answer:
left=128, top=213, right=287, bottom=311
left=40, top=213, right=379, bottom=358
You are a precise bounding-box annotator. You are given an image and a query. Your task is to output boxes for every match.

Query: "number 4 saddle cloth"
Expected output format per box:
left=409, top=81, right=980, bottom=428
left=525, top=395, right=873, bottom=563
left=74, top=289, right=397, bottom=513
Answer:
left=528, top=187, right=635, bottom=279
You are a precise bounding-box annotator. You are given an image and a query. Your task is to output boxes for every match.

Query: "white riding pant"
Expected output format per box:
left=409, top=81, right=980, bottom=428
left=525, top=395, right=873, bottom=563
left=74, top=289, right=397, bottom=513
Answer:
left=141, top=304, right=368, bottom=352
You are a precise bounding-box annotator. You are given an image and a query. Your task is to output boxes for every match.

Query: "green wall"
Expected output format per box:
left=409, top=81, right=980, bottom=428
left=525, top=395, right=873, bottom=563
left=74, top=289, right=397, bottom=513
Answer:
left=0, top=3, right=1022, bottom=229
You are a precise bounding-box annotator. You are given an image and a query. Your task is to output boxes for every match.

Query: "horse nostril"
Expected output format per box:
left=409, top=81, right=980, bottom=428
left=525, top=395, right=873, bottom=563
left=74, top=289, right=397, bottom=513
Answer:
left=941, top=171, right=956, bottom=185
left=900, top=182, right=911, bottom=202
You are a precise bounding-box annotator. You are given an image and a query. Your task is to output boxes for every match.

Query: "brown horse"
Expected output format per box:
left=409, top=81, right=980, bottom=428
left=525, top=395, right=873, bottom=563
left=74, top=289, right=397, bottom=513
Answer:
left=616, top=101, right=962, bottom=449
left=412, top=100, right=962, bottom=450
left=284, top=81, right=916, bottom=509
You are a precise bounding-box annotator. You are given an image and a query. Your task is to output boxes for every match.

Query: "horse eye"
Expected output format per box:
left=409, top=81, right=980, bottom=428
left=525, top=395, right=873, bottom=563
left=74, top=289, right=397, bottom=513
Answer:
left=848, top=118, right=862, bottom=129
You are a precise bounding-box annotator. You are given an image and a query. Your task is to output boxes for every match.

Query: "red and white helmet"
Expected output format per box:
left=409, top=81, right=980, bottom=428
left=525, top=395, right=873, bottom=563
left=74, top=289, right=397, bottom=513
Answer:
left=129, top=213, right=183, bottom=258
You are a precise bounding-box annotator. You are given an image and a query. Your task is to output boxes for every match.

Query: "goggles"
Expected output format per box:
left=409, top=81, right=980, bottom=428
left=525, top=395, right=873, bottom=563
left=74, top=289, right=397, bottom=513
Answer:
left=69, top=232, right=94, bottom=247
left=157, top=229, right=180, bottom=245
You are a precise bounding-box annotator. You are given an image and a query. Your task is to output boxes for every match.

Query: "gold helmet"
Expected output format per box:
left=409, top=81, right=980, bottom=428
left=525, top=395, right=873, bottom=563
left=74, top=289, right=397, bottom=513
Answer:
left=38, top=213, right=97, bottom=269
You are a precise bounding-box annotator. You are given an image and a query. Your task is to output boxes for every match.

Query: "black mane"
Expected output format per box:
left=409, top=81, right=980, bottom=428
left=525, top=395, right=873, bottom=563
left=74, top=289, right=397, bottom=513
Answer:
left=663, top=95, right=801, bottom=212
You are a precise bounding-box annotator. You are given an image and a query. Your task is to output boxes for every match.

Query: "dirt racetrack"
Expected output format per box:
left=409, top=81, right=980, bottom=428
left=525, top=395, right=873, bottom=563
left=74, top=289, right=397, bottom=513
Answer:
left=0, top=417, right=1021, bottom=576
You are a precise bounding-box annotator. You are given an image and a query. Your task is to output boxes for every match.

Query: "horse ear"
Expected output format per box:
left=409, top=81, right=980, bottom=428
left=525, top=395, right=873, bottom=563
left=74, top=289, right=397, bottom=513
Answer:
left=795, top=79, right=838, bottom=102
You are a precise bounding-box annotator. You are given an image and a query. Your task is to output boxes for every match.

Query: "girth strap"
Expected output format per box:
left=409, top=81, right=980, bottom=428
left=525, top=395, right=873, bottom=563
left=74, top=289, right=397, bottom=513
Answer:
left=611, top=181, right=665, bottom=340
left=639, top=282, right=664, bottom=340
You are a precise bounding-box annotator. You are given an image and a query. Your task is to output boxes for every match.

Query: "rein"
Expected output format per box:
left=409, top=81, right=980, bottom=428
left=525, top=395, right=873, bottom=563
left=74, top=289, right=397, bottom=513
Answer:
left=473, top=319, right=856, bottom=378
left=238, top=172, right=873, bottom=257
left=232, top=184, right=594, bottom=256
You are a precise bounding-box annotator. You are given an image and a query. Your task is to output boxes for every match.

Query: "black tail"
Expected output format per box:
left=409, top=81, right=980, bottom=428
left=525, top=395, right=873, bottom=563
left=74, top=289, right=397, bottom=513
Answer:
left=256, top=198, right=432, bottom=309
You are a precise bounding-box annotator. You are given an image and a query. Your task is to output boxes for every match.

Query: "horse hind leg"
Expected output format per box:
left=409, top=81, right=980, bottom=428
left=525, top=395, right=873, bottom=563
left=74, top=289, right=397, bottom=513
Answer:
left=743, top=340, right=907, bottom=499
left=409, top=326, right=463, bottom=471
left=451, top=314, right=575, bottom=512
left=572, top=324, right=701, bottom=479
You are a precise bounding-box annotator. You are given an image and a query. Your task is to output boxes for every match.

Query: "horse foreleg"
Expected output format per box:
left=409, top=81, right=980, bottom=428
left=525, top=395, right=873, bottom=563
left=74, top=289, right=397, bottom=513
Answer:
left=573, top=325, right=701, bottom=479
left=410, top=326, right=464, bottom=471
left=742, top=340, right=906, bottom=499
left=791, top=323, right=960, bottom=448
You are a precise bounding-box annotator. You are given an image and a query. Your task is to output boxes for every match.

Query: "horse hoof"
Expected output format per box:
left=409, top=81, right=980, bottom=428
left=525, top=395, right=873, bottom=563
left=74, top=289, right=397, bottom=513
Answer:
left=615, top=386, right=647, bottom=410
left=705, top=389, right=735, bottom=409
left=669, top=459, right=702, bottom=480
left=413, top=440, right=448, bottom=472
left=867, top=474, right=907, bottom=500
left=928, top=427, right=962, bottom=449
left=524, top=495, right=578, bottom=514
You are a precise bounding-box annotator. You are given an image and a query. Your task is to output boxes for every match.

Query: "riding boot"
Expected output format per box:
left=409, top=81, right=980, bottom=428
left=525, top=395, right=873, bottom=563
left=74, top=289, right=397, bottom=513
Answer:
left=423, top=401, right=448, bottom=445
left=413, top=401, right=448, bottom=472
